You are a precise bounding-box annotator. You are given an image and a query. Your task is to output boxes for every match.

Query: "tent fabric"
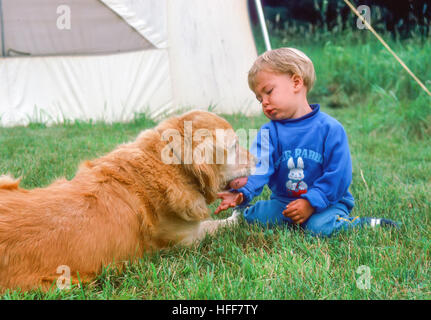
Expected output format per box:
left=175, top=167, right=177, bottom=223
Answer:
left=0, top=49, right=173, bottom=126
left=0, top=0, right=154, bottom=56
left=0, top=0, right=4, bottom=57
left=0, top=0, right=260, bottom=127
left=167, top=0, right=259, bottom=116
left=100, top=0, right=168, bottom=49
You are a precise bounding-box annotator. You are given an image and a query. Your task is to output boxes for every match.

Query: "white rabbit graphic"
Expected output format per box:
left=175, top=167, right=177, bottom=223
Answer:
left=286, top=157, right=308, bottom=196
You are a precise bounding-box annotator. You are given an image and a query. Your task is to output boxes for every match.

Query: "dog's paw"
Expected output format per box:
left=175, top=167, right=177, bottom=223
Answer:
left=226, top=210, right=241, bottom=224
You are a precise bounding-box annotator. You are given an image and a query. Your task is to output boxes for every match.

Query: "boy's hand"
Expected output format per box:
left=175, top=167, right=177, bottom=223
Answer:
left=214, top=192, right=243, bottom=215
left=282, top=199, right=315, bottom=224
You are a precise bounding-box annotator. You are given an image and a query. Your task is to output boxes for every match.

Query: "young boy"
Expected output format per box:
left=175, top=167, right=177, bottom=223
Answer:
left=215, top=47, right=398, bottom=237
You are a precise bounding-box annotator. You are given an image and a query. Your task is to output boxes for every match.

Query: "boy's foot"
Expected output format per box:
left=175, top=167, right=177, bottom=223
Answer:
left=360, top=217, right=400, bottom=229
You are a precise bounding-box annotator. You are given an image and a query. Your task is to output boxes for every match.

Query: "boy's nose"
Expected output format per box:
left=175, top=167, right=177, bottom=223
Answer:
left=260, top=95, right=270, bottom=106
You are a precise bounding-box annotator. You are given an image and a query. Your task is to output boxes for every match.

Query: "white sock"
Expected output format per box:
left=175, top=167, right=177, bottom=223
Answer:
left=370, top=218, right=382, bottom=227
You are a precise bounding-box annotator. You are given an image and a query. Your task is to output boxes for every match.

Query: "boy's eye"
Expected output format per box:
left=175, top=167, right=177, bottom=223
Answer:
left=256, top=88, right=273, bottom=103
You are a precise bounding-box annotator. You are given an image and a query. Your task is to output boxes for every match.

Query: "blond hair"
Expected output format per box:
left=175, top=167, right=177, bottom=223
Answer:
left=248, top=47, right=316, bottom=93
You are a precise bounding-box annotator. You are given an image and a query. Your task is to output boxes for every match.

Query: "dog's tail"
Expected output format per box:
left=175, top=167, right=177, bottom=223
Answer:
left=0, top=174, right=21, bottom=190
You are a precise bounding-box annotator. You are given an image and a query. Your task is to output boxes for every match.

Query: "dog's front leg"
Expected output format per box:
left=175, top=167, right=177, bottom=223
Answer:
left=181, top=210, right=241, bottom=246
left=166, top=186, right=210, bottom=221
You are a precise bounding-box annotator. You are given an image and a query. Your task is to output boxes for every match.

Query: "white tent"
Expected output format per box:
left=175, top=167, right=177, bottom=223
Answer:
left=0, top=0, right=260, bottom=127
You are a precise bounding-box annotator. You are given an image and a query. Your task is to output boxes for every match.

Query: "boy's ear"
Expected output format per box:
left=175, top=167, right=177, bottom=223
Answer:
left=292, top=74, right=304, bottom=91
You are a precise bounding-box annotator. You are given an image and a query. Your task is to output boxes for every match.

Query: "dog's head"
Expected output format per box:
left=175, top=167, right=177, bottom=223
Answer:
left=155, top=110, right=256, bottom=203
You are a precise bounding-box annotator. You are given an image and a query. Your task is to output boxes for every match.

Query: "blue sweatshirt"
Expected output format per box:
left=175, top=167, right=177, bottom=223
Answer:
left=237, top=104, right=354, bottom=213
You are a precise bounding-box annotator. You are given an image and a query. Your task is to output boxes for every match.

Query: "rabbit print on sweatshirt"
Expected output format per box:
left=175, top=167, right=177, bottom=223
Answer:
left=286, top=157, right=308, bottom=197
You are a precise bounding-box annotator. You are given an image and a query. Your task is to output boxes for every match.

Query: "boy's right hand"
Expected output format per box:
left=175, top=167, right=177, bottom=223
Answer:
left=214, top=192, right=244, bottom=215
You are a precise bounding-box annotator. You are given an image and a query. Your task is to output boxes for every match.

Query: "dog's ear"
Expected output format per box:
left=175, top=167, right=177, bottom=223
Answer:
left=188, top=160, right=220, bottom=199
left=186, top=128, right=219, bottom=194
left=159, top=114, right=221, bottom=196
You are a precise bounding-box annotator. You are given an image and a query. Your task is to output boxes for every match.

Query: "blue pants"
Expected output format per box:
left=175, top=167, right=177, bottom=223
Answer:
left=243, top=196, right=359, bottom=237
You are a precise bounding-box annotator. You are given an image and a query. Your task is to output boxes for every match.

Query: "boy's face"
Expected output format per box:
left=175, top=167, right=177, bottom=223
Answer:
left=253, top=69, right=305, bottom=120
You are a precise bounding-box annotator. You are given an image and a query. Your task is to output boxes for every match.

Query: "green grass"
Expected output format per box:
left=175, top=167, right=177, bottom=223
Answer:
left=1, top=32, right=430, bottom=299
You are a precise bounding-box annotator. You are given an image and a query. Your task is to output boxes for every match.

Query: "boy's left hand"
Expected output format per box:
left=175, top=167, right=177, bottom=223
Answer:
left=282, top=199, right=315, bottom=224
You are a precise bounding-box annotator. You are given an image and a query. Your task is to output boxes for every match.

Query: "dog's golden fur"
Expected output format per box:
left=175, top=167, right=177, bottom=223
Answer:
left=0, top=110, right=254, bottom=292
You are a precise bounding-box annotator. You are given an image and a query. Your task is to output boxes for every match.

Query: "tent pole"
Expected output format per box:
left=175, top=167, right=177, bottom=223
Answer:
left=0, top=0, right=5, bottom=57
left=254, top=0, right=271, bottom=51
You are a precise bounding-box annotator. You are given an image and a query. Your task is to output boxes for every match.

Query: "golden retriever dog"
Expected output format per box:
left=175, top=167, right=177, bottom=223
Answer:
left=0, top=110, right=255, bottom=292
